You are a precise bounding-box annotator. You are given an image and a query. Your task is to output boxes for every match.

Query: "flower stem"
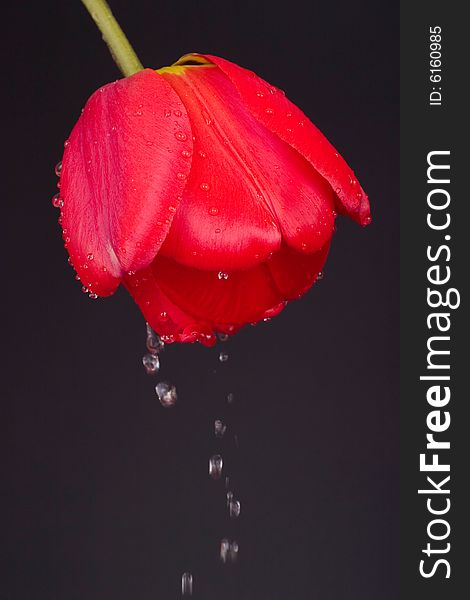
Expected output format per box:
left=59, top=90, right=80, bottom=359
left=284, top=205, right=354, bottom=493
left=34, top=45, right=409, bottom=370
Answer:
left=81, top=0, right=144, bottom=77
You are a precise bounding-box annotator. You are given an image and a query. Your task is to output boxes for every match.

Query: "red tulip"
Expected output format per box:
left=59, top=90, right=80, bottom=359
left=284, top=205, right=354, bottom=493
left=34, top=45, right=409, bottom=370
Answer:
left=58, top=53, right=370, bottom=345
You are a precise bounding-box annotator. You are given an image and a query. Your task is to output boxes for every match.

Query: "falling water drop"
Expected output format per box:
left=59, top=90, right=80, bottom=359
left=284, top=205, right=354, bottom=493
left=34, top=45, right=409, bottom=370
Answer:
left=146, top=323, right=164, bottom=354
left=229, top=498, right=241, bottom=519
left=214, top=419, right=227, bottom=438
left=227, top=392, right=235, bottom=404
left=155, top=382, right=177, bottom=407
left=181, top=572, right=193, bottom=596
left=219, top=352, right=229, bottom=363
left=142, top=353, right=160, bottom=375
left=209, top=454, right=223, bottom=479
left=220, top=539, right=239, bottom=564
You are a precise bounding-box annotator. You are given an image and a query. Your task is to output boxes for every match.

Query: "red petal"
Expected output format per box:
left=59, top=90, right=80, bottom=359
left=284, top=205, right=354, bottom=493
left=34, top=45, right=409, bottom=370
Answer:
left=124, top=241, right=330, bottom=344
left=201, top=54, right=371, bottom=226
left=158, top=64, right=335, bottom=270
left=60, top=69, right=193, bottom=296
left=268, top=242, right=330, bottom=300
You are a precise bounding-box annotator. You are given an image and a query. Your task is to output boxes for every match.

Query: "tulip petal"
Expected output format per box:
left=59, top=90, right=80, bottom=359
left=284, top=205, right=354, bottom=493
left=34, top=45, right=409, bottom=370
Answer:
left=60, top=69, right=193, bottom=296
left=124, top=241, right=330, bottom=344
left=201, top=54, right=371, bottom=226
left=267, top=242, right=330, bottom=300
left=124, top=256, right=283, bottom=343
left=158, top=65, right=335, bottom=269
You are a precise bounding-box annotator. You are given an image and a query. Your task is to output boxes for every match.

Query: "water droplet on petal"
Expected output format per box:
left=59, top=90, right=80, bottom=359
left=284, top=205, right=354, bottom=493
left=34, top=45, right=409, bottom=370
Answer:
left=159, top=311, right=169, bottom=321
left=218, top=333, right=229, bottom=342
left=55, top=161, right=62, bottom=177
left=164, top=109, right=171, bottom=117
left=87, top=253, right=94, bottom=261
left=181, top=149, right=191, bottom=158
left=217, top=272, right=229, bottom=281
left=208, top=206, right=219, bottom=216
left=155, top=382, right=177, bottom=407
left=198, top=150, right=207, bottom=158
left=64, top=139, right=70, bottom=148
left=265, top=108, right=274, bottom=115
left=51, top=193, right=63, bottom=208
left=209, top=454, right=223, bottom=479
left=142, top=353, right=160, bottom=375
left=175, top=131, right=187, bottom=142
left=88, top=292, right=98, bottom=300
left=146, top=323, right=164, bottom=354
left=317, top=271, right=324, bottom=281
left=174, top=109, right=182, bottom=117
left=177, top=172, right=187, bottom=180
left=200, top=182, right=210, bottom=191
left=202, top=110, right=212, bottom=125
left=214, top=419, right=227, bottom=438
left=181, top=572, right=193, bottom=596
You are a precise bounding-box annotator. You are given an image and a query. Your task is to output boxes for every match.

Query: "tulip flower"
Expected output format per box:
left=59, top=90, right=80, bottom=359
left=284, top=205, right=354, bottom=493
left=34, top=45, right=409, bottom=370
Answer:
left=57, top=1, right=370, bottom=346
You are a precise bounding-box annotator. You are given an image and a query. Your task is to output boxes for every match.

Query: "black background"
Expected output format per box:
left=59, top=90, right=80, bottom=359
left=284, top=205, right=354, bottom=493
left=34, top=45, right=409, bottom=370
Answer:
left=1, top=1, right=399, bottom=598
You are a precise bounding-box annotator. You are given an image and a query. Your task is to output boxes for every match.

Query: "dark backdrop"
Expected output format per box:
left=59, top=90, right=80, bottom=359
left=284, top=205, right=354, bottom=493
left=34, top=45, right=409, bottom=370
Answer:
left=1, top=1, right=399, bottom=598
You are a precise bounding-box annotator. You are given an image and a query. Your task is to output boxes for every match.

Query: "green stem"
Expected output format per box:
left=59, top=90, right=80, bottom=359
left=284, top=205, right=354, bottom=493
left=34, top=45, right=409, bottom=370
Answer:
left=81, top=0, right=144, bottom=77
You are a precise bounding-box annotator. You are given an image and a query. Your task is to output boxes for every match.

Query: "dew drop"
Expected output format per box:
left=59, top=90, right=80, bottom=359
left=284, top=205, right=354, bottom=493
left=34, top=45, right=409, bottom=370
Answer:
left=159, top=311, right=169, bottom=321
left=214, top=419, right=227, bottom=438
left=54, top=161, right=62, bottom=177
left=64, top=139, right=70, bottom=148
left=317, top=271, right=324, bottom=281
left=209, top=454, right=223, bottom=479
left=198, top=150, right=207, bottom=158
left=142, top=353, right=160, bottom=375
left=87, top=253, right=94, bottom=261
left=208, top=206, right=219, bottom=216
left=265, top=108, right=274, bottom=115
left=175, top=131, right=187, bottom=142
left=256, top=91, right=264, bottom=98
left=200, top=182, right=210, bottom=191
left=181, top=149, right=191, bottom=158
left=51, top=193, right=63, bottom=208
left=202, top=110, right=212, bottom=125
left=88, top=292, right=98, bottom=300
left=174, top=109, right=182, bottom=117
left=164, top=109, right=171, bottom=117
left=177, top=172, right=187, bottom=180
left=155, top=382, right=177, bottom=407
left=217, top=272, right=229, bottom=281
left=181, top=572, right=193, bottom=596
